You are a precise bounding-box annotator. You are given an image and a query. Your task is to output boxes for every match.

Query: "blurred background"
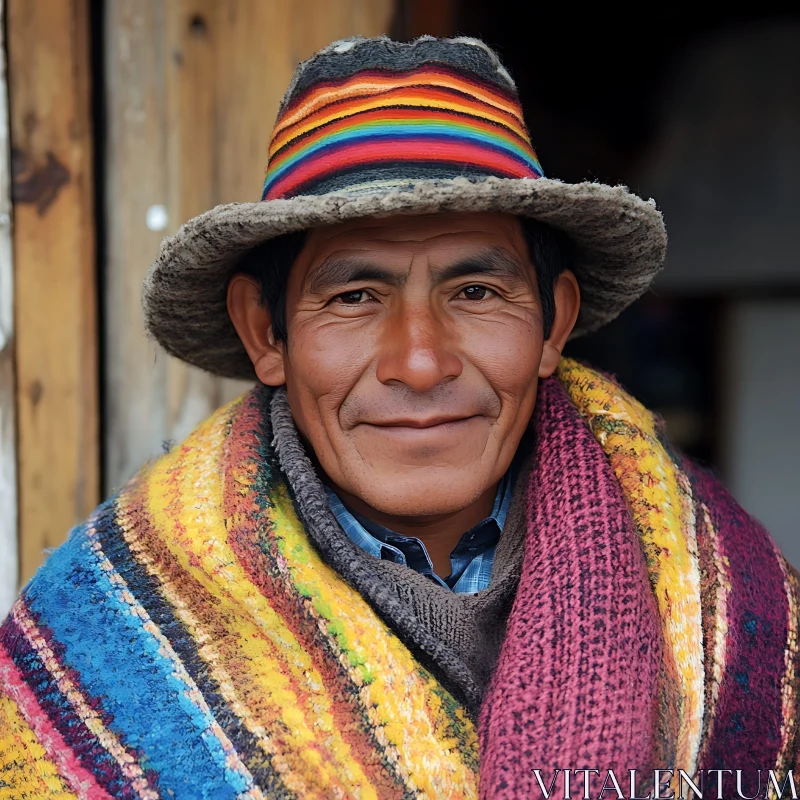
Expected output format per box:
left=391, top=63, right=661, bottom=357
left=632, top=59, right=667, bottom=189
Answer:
left=0, top=1, right=798, bottom=616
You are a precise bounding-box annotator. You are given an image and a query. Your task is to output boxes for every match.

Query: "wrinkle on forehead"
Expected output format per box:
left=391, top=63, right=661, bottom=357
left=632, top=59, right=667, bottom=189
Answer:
left=305, top=255, right=407, bottom=293
left=306, top=210, right=523, bottom=242
left=295, top=211, right=531, bottom=291
left=304, top=245, right=533, bottom=295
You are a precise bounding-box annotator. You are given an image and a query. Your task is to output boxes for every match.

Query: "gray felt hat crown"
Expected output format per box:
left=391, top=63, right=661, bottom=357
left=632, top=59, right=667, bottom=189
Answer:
left=143, top=35, right=667, bottom=380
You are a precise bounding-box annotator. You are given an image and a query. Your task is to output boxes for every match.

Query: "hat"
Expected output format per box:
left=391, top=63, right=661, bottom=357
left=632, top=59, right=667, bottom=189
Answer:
left=143, top=35, right=667, bottom=380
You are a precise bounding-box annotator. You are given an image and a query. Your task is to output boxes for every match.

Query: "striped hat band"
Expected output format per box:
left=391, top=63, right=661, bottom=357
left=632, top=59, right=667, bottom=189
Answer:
left=261, top=64, right=544, bottom=201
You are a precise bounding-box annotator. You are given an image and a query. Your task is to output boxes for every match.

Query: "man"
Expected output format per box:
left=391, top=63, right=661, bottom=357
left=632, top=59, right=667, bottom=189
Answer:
left=0, top=35, right=797, bottom=800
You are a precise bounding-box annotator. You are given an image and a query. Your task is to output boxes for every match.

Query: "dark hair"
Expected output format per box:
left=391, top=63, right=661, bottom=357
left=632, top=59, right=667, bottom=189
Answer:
left=519, top=217, right=576, bottom=338
left=237, top=216, right=575, bottom=342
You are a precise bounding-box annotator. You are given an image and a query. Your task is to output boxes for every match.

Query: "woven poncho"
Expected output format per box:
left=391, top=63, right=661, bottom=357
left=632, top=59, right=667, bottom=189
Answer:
left=1, top=360, right=798, bottom=799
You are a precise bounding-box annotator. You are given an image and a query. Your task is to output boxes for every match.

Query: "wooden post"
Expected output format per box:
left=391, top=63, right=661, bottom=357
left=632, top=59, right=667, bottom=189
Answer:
left=104, top=0, right=393, bottom=491
left=7, top=0, right=99, bottom=585
left=0, top=1, right=17, bottom=616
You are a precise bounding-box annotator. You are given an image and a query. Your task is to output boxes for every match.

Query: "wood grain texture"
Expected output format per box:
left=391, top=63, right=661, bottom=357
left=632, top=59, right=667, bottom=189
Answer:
left=105, top=0, right=393, bottom=491
left=8, top=0, right=99, bottom=586
left=0, top=1, right=18, bottom=616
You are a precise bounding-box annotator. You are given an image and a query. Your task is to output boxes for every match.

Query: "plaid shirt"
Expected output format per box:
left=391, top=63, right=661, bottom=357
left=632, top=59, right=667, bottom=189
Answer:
left=324, top=472, right=513, bottom=595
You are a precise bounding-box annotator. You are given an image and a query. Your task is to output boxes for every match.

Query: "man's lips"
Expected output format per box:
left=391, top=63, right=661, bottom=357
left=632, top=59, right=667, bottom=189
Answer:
left=358, top=415, right=478, bottom=430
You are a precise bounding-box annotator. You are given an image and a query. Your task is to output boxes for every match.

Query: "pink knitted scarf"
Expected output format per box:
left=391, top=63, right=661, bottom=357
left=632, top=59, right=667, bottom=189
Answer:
left=479, top=361, right=799, bottom=797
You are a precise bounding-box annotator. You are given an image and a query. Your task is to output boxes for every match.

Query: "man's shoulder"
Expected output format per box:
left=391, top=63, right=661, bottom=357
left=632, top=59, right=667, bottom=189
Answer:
left=556, top=356, right=651, bottom=409
left=4, top=386, right=268, bottom=625
left=555, top=357, right=666, bottom=440
left=557, top=357, right=797, bottom=571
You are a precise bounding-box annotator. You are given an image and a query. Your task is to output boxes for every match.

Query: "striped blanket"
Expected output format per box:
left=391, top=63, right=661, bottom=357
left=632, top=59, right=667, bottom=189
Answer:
left=1, top=360, right=797, bottom=798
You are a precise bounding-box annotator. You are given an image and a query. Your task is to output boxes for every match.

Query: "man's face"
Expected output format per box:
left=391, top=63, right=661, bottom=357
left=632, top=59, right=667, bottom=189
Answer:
left=232, top=211, right=578, bottom=518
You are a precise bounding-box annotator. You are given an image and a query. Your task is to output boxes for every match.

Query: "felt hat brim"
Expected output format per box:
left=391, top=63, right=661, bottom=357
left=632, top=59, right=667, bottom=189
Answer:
left=143, top=175, right=666, bottom=380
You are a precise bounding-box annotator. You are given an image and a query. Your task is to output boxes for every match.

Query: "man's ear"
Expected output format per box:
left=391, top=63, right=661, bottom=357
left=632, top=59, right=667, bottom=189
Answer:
left=539, top=269, right=581, bottom=378
left=227, top=274, right=286, bottom=386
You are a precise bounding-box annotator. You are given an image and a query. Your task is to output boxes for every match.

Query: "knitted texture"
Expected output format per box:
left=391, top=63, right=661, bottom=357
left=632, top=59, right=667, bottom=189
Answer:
left=1, top=360, right=797, bottom=799
left=262, top=61, right=544, bottom=200
left=478, top=361, right=800, bottom=798
left=142, top=35, right=667, bottom=380
left=270, top=386, right=527, bottom=717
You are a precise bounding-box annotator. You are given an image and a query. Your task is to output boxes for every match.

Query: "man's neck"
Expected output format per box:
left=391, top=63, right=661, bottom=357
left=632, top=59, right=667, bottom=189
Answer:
left=327, top=482, right=499, bottom=579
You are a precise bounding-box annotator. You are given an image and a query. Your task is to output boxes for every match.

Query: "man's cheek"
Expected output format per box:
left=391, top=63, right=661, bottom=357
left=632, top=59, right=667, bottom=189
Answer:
left=471, top=340, right=542, bottom=398
left=287, top=341, right=374, bottom=453
left=293, top=332, right=373, bottom=397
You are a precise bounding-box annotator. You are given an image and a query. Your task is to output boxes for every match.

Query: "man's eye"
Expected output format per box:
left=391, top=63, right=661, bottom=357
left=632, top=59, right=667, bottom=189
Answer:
left=460, top=285, right=493, bottom=301
left=334, top=290, right=371, bottom=305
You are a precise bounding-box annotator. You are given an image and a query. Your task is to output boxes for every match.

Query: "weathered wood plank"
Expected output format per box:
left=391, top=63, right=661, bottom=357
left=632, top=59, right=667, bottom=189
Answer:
left=105, top=0, right=393, bottom=491
left=0, top=1, right=18, bottom=616
left=105, top=0, right=174, bottom=490
left=8, top=0, right=99, bottom=586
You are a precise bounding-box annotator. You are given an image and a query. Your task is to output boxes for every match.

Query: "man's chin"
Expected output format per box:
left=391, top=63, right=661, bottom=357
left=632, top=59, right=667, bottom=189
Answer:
left=347, top=469, right=492, bottom=519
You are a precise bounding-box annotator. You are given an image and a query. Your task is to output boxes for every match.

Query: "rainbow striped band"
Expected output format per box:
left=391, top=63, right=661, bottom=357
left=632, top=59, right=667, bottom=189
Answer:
left=261, top=65, right=544, bottom=201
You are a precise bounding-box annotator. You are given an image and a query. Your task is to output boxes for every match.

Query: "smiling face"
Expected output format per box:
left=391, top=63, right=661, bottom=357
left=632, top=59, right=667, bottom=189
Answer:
left=228, top=211, right=580, bottom=521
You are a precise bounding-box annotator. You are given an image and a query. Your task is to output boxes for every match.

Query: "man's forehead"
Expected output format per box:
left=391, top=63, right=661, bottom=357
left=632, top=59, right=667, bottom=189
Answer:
left=293, top=211, right=529, bottom=281
left=305, top=210, right=524, bottom=245
left=288, top=215, right=533, bottom=297
left=301, top=246, right=534, bottom=295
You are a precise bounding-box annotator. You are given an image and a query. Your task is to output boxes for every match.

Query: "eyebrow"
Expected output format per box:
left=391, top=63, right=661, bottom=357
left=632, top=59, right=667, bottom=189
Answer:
left=305, top=255, right=404, bottom=294
left=430, top=247, right=532, bottom=285
left=305, top=246, right=531, bottom=294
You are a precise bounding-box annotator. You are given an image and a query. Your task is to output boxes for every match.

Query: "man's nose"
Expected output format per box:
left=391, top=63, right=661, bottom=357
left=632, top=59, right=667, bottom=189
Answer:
left=375, top=305, right=463, bottom=392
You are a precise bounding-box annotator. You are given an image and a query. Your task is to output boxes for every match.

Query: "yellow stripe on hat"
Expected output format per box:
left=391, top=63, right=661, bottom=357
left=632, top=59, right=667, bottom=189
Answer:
left=273, top=66, right=526, bottom=138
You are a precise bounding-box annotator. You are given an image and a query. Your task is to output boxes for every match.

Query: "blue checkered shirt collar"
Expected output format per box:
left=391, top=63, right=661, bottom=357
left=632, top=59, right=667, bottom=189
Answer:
left=324, top=471, right=513, bottom=595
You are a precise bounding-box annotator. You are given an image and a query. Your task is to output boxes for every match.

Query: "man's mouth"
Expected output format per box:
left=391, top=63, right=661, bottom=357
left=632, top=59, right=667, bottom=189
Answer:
left=372, top=414, right=474, bottom=428
left=359, top=415, right=479, bottom=434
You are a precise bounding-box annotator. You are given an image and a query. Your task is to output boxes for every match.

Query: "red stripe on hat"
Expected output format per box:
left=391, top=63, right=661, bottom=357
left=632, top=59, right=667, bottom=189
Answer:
left=264, top=138, right=539, bottom=200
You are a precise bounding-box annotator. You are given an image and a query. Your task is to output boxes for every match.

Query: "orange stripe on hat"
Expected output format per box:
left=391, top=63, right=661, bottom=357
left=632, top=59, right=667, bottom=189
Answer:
left=269, top=84, right=531, bottom=159
left=274, top=65, right=525, bottom=135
